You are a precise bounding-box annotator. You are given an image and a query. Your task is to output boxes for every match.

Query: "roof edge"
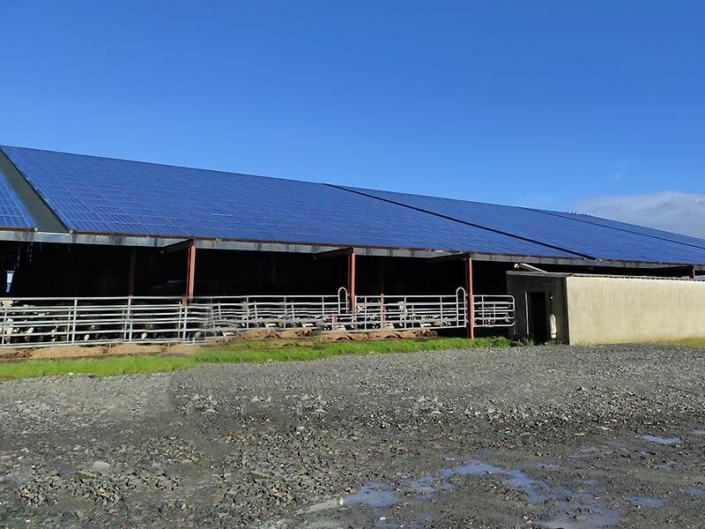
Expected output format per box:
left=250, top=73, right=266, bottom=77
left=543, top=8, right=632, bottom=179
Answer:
left=0, top=229, right=703, bottom=271
left=0, top=148, right=68, bottom=233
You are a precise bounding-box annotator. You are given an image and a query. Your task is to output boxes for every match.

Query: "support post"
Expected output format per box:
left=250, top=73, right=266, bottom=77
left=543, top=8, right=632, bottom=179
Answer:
left=348, top=252, right=356, bottom=313
left=466, top=256, right=475, bottom=339
left=128, top=248, right=136, bottom=296
left=186, top=241, right=196, bottom=301
left=690, top=266, right=697, bottom=280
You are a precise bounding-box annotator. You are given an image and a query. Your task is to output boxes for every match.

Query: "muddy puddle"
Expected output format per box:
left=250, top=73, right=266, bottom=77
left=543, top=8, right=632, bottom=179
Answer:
left=642, top=434, right=681, bottom=445
left=626, top=496, right=666, bottom=508
left=334, top=458, right=620, bottom=529
left=300, top=428, right=704, bottom=528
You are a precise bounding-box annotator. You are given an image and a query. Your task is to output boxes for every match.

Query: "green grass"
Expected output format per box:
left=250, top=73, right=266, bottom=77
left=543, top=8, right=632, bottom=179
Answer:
left=0, top=336, right=512, bottom=380
left=196, top=336, right=511, bottom=364
left=0, top=355, right=195, bottom=380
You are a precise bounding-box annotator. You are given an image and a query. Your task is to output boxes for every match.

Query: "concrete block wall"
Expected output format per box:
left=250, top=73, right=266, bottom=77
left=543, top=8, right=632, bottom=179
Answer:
left=565, top=276, right=705, bottom=344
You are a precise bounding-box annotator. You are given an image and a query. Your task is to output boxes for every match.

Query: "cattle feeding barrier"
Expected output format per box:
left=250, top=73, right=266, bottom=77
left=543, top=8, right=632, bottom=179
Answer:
left=0, top=288, right=515, bottom=348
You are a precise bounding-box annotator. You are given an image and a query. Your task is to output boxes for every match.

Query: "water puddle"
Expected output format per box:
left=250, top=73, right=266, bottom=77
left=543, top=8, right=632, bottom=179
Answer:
left=345, top=483, right=398, bottom=509
left=342, top=459, right=619, bottom=528
left=404, top=476, right=453, bottom=499
left=642, top=435, right=680, bottom=445
left=452, top=460, right=504, bottom=476
left=538, top=504, right=620, bottom=529
left=692, top=430, right=705, bottom=436
left=307, top=448, right=692, bottom=529
left=502, top=469, right=551, bottom=503
left=440, top=460, right=551, bottom=503
left=627, top=496, right=666, bottom=508
left=406, top=475, right=436, bottom=492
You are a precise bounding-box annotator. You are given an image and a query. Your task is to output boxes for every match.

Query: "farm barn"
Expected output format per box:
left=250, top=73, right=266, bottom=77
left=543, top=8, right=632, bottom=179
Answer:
left=0, top=145, right=704, bottom=346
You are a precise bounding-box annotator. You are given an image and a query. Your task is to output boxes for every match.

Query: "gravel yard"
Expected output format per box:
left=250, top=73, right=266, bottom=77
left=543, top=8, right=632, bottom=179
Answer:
left=1, top=344, right=704, bottom=528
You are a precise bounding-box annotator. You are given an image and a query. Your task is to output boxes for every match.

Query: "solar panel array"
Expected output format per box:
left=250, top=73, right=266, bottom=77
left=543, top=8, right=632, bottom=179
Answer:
left=2, top=144, right=705, bottom=265
left=533, top=209, right=705, bottom=251
left=342, top=187, right=705, bottom=265
left=0, top=167, right=35, bottom=230
left=0, top=146, right=573, bottom=258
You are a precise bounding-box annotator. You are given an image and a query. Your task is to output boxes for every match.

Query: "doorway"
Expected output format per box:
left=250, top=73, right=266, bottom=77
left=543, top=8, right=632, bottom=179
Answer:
left=527, top=291, right=548, bottom=343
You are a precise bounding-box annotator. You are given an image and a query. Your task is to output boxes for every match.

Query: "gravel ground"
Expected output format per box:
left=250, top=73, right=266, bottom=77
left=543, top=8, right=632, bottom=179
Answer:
left=1, top=344, right=704, bottom=528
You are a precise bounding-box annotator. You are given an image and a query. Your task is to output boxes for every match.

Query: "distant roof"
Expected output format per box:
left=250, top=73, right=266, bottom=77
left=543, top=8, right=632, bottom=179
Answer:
left=2, top=145, right=705, bottom=266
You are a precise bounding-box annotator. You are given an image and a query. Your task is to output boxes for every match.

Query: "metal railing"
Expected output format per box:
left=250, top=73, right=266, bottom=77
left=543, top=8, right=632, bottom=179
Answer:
left=473, top=295, right=515, bottom=328
left=351, top=288, right=468, bottom=331
left=0, top=297, right=209, bottom=347
left=192, top=288, right=350, bottom=335
left=0, top=289, right=515, bottom=348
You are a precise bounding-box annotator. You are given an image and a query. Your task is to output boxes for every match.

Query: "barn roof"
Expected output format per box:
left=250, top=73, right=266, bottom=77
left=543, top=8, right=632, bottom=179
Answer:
left=0, top=166, right=35, bottom=230
left=1, top=145, right=705, bottom=268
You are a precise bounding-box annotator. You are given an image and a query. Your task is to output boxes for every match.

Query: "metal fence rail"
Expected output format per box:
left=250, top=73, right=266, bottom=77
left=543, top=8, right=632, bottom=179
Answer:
left=0, top=288, right=515, bottom=348
left=0, top=297, right=204, bottom=347
left=193, top=288, right=350, bottom=335
left=352, top=288, right=468, bottom=331
left=473, top=295, right=515, bottom=328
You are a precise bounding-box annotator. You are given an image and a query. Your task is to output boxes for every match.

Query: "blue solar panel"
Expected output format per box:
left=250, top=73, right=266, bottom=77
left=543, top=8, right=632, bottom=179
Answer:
left=0, top=146, right=574, bottom=258
left=532, top=209, right=705, bottom=251
left=0, top=167, right=35, bottom=230
left=342, top=187, right=705, bottom=265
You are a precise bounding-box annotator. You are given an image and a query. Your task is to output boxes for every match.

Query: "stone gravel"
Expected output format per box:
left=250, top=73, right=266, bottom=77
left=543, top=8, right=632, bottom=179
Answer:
left=1, top=344, right=704, bottom=528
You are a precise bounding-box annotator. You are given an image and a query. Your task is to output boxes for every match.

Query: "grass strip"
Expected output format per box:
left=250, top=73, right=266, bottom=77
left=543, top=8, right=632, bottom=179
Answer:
left=0, top=336, right=512, bottom=380
left=195, top=336, right=511, bottom=364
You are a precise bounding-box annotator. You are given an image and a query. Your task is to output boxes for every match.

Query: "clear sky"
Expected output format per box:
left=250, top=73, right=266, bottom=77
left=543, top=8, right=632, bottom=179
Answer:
left=2, top=1, right=704, bottom=236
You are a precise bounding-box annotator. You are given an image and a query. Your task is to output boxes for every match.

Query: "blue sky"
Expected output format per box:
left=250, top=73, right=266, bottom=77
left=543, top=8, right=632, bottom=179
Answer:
left=2, top=1, right=704, bottom=236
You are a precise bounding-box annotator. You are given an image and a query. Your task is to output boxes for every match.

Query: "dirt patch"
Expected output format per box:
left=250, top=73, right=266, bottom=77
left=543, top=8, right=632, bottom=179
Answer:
left=237, top=329, right=280, bottom=340
left=0, top=349, right=33, bottom=360
left=399, top=329, right=438, bottom=338
left=30, top=345, right=108, bottom=359
left=278, top=329, right=315, bottom=339
left=0, top=343, right=204, bottom=361
left=163, top=343, right=203, bottom=356
left=108, top=344, right=165, bottom=356
left=319, top=332, right=355, bottom=341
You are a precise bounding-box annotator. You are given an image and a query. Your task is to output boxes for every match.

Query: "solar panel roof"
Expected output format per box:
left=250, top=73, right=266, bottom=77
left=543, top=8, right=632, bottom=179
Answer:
left=3, top=145, right=705, bottom=266
left=0, top=146, right=575, bottom=258
left=0, top=167, right=35, bottom=230
left=533, top=209, right=705, bottom=251
left=341, top=186, right=705, bottom=265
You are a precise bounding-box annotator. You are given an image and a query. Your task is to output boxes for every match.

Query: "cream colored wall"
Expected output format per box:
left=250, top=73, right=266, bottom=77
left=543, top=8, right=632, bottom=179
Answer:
left=566, top=276, right=705, bottom=344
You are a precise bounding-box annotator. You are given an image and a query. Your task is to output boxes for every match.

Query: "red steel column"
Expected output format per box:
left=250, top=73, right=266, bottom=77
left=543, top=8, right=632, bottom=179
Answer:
left=348, top=252, right=356, bottom=313
left=127, top=248, right=137, bottom=296
left=186, top=242, right=197, bottom=301
left=466, top=256, right=475, bottom=339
